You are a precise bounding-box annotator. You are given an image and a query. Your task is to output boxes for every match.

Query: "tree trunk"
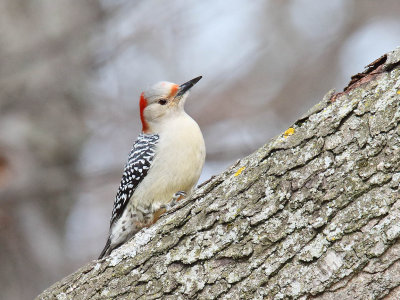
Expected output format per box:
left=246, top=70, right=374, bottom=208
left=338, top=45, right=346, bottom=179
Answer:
left=37, top=47, right=400, bottom=300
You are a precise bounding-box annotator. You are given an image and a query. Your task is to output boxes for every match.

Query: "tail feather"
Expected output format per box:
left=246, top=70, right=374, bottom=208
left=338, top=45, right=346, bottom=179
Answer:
left=98, top=238, right=111, bottom=259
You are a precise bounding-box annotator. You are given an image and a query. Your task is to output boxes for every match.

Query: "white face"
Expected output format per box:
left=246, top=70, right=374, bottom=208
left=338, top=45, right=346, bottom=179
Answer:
left=140, top=76, right=202, bottom=133
left=142, top=81, right=189, bottom=129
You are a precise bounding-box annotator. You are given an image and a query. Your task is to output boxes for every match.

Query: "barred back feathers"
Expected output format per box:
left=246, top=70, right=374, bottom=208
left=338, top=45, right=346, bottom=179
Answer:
left=110, top=133, right=159, bottom=225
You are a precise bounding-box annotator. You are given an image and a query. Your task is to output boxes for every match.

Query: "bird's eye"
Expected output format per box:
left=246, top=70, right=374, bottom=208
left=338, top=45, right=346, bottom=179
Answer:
left=158, top=99, right=167, bottom=105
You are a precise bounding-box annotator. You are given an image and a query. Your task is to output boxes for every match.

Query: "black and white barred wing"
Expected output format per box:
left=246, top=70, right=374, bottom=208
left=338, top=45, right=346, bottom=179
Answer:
left=110, top=133, right=159, bottom=225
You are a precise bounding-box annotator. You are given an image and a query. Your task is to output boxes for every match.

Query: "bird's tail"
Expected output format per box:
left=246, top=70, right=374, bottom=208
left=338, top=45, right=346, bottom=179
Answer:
left=98, top=238, right=111, bottom=259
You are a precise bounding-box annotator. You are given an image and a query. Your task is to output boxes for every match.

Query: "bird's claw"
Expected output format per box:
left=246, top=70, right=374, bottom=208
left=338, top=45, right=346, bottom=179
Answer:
left=161, top=191, right=186, bottom=211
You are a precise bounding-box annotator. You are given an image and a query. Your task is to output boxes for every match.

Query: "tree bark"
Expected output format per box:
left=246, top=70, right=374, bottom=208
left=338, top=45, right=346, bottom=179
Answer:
left=38, top=47, right=400, bottom=300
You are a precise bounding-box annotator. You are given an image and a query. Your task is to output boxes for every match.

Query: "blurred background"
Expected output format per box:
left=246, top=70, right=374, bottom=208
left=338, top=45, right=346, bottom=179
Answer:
left=1, top=0, right=400, bottom=298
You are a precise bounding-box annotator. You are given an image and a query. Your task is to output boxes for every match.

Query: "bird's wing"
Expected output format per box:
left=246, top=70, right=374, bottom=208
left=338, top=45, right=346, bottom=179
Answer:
left=110, top=133, right=159, bottom=225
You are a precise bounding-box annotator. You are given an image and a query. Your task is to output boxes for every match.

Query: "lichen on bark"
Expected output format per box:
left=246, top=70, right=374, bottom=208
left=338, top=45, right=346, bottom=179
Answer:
left=38, top=47, right=400, bottom=300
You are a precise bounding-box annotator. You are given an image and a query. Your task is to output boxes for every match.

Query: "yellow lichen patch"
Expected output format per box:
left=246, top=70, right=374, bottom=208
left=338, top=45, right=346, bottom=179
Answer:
left=397, top=90, right=400, bottom=94
left=283, top=127, right=295, bottom=138
left=234, top=166, right=246, bottom=177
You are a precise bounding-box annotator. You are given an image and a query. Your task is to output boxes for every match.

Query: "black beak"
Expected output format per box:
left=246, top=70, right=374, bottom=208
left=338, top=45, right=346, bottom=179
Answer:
left=176, top=76, right=202, bottom=97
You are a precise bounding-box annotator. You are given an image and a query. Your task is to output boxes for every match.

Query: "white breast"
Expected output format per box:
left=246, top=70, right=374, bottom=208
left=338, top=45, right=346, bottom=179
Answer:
left=131, top=113, right=206, bottom=209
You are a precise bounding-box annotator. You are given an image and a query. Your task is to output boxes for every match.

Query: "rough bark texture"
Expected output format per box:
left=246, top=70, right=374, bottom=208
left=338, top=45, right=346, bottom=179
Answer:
left=38, top=48, right=400, bottom=300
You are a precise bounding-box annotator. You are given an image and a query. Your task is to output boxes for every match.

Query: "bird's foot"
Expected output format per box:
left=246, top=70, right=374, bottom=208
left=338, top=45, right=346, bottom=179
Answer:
left=161, top=191, right=186, bottom=211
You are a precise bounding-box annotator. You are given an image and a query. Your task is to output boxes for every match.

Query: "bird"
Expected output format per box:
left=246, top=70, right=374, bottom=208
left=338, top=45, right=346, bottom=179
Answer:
left=98, top=76, right=205, bottom=259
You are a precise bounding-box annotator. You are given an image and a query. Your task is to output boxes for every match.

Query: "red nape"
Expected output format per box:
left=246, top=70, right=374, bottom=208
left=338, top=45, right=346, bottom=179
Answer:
left=139, top=92, right=149, bottom=133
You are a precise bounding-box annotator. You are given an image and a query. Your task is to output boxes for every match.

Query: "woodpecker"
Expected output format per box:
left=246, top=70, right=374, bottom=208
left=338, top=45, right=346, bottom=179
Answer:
left=99, top=76, right=205, bottom=259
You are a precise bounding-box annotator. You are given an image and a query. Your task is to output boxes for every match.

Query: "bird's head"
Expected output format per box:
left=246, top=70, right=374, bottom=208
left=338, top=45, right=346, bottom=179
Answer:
left=139, top=76, right=202, bottom=133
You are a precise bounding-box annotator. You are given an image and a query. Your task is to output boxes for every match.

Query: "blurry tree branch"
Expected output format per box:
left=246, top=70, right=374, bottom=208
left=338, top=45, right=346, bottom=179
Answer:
left=38, top=48, right=400, bottom=300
